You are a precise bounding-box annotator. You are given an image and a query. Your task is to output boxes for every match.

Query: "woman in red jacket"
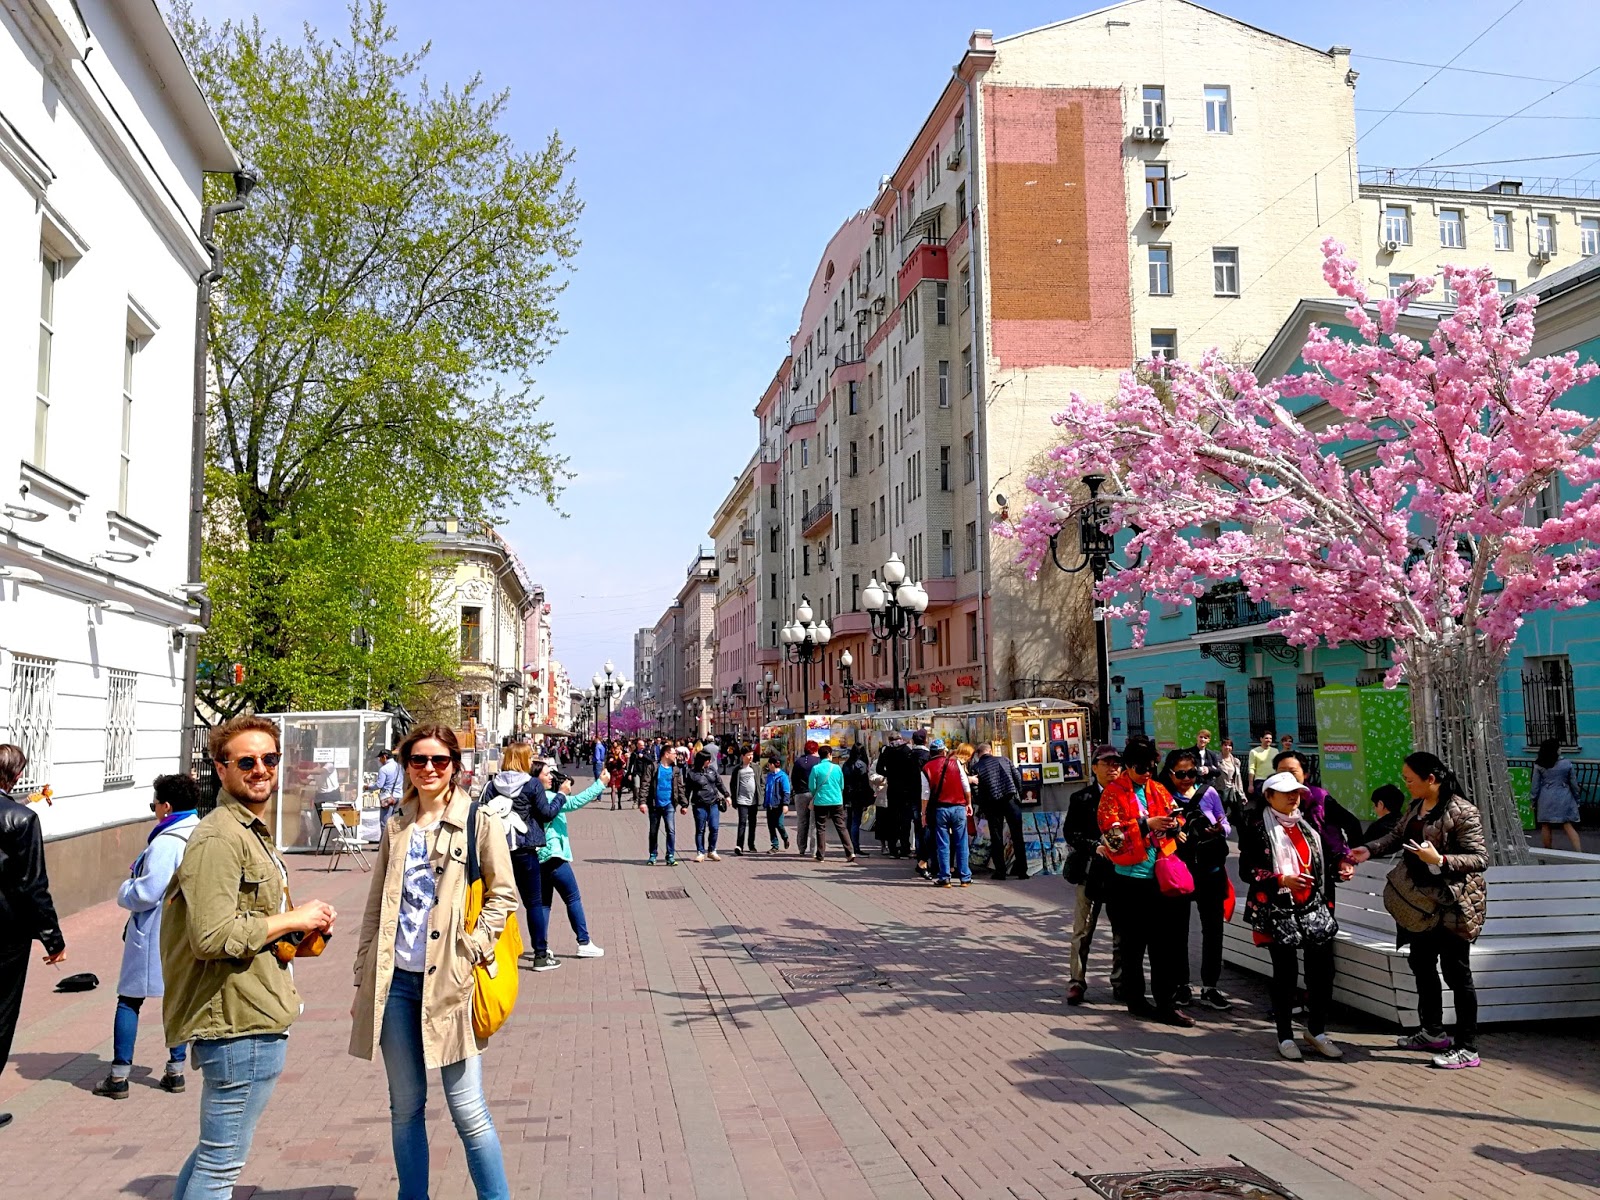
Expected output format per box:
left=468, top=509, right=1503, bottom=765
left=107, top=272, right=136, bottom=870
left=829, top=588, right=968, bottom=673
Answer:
left=1096, top=738, right=1193, bottom=1027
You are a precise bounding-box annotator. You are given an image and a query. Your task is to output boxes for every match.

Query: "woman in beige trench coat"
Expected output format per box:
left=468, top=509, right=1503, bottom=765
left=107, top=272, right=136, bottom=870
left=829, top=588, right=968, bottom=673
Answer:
left=349, top=724, right=517, bottom=1200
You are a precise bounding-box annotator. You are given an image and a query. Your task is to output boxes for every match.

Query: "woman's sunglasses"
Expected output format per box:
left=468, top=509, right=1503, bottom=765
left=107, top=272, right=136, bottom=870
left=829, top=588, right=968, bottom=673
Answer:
left=219, top=753, right=281, bottom=771
left=1172, top=769, right=1198, bottom=780
left=407, top=754, right=454, bottom=770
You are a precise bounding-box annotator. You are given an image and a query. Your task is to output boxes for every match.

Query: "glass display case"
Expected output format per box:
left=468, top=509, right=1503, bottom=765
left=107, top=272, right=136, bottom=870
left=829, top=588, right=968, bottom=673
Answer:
left=262, top=709, right=394, bottom=850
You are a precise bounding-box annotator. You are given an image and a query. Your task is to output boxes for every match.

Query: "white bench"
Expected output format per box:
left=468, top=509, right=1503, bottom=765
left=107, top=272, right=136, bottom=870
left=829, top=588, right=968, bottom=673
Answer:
left=1220, top=851, right=1600, bottom=1026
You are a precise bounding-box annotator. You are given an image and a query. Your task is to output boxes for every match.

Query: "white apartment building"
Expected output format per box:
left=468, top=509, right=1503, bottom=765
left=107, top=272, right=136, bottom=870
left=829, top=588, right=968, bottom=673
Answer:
left=0, top=0, right=239, bottom=913
left=749, top=0, right=1364, bottom=717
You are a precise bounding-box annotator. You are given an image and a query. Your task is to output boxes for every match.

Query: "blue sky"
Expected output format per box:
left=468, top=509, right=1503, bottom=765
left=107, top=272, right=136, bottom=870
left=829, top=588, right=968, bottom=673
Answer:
left=204, top=0, right=1600, bottom=684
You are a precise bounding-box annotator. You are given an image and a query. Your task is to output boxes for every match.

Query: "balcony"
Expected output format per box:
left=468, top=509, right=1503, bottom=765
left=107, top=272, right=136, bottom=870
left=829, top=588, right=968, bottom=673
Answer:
left=801, top=496, right=833, bottom=537
left=786, top=405, right=817, bottom=430
left=740, top=527, right=756, bottom=545
left=1195, top=583, right=1282, bottom=633
left=835, top=343, right=866, bottom=367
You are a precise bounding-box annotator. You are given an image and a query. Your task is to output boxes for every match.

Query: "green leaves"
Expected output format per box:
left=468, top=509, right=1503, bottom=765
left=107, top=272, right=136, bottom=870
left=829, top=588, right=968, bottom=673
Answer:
left=175, top=0, right=578, bottom=712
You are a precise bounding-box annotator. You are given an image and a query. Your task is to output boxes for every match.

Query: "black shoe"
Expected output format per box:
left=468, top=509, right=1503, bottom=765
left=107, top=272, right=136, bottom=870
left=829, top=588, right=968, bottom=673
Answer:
left=93, top=1075, right=129, bottom=1100
left=1172, top=985, right=1194, bottom=1008
left=1155, top=1008, right=1196, bottom=1028
left=1010, top=870, right=1030, bottom=880
left=733, top=847, right=743, bottom=856
left=0, top=1113, right=11, bottom=1130
left=1126, top=1000, right=1158, bottom=1019
left=159, top=1072, right=186, bottom=1094
left=991, top=872, right=1008, bottom=881
left=1197, top=988, right=1234, bottom=1012
left=1066, top=982, right=1086, bottom=1006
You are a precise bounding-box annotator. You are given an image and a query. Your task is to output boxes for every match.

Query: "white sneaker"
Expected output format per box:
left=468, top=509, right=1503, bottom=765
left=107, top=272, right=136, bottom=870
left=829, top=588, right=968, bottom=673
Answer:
left=707, top=851, right=721, bottom=861
left=694, top=853, right=706, bottom=862
left=1277, top=1039, right=1303, bottom=1061
left=576, top=942, right=605, bottom=959
left=1301, top=1032, right=1344, bottom=1060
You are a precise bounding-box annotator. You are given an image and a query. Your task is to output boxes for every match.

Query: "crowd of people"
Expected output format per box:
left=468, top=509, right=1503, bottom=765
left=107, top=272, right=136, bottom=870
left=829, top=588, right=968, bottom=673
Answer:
left=0, top=709, right=1521, bottom=1197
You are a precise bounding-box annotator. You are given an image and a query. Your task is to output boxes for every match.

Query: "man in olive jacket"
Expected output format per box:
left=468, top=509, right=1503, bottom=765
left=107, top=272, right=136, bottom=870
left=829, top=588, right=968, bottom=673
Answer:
left=162, top=716, right=337, bottom=1195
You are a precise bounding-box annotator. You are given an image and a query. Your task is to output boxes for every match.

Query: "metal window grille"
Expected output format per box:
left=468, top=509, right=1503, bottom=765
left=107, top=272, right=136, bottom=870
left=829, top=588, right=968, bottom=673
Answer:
left=104, top=669, right=137, bottom=785
left=1126, top=687, right=1147, bottom=740
left=1522, top=657, right=1578, bottom=746
left=1247, top=676, right=1276, bottom=741
left=1295, top=673, right=1325, bottom=747
left=9, top=654, right=56, bottom=792
left=1204, top=680, right=1228, bottom=743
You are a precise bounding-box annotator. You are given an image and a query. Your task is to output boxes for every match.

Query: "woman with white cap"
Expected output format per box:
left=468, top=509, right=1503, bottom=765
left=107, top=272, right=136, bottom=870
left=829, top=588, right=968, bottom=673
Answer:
left=1239, top=770, right=1342, bottom=1061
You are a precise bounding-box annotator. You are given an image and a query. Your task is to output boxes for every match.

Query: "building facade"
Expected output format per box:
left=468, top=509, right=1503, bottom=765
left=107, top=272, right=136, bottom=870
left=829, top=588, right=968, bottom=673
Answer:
left=677, top=550, right=717, bottom=740
left=709, top=458, right=759, bottom=735
left=649, top=603, right=682, bottom=737
left=0, top=0, right=239, bottom=915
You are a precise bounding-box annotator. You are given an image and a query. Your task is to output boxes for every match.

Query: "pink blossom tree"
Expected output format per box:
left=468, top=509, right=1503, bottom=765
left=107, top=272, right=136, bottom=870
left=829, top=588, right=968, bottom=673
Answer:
left=608, top=705, right=652, bottom=739
left=1009, top=240, right=1599, bottom=864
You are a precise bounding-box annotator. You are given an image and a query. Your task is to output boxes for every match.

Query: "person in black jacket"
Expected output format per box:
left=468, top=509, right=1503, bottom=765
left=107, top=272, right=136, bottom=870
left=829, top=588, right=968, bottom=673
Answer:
left=1364, top=783, right=1406, bottom=851
left=874, top=733, right=918, bottom=859
left=907, top=731, right=934, bottom=876
left=0, top=744, right=67, bottom=1130
left=685, top=750, right=729, bottom=862
left=789, top=741, right=822, bottom=857
left=842, top=744, right=875, bottom=857
left=973, top=743, right=1028, bottom=880
left=1063, top=745, right=1122, bottom=1006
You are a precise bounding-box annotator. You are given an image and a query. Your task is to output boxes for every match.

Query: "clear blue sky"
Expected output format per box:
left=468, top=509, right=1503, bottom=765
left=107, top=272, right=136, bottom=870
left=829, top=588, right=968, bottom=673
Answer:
left=208, top=0, right=1599, bottom=685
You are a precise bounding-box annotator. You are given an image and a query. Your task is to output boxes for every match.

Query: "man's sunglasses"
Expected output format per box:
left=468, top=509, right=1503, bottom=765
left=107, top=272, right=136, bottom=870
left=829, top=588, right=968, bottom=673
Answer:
left=218, top=753, right=281, bottom=771
left=407, top=754, right=454, bottom=769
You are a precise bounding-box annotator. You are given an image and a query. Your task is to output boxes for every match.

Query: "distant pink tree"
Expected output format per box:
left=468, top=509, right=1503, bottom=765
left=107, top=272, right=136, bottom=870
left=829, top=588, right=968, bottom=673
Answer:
left=1009, top=240, right=1599, bottom=863
left=608, top=705, right=651, bottom=738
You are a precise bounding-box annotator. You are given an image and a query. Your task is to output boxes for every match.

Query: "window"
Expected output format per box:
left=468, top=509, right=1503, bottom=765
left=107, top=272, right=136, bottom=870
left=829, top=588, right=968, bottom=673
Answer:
left=9, top=655, right=56, bottom=792
left=936, top=281, right=947, bottom=325
left=850, top=507, right=859, bottom=544
left=1142, top=85, right=1165, bottom=129
left=1382, top=205, right=1411, bottom=245
left=1492, top=211, right=1513, bottom=251
left=848, top=441, right=858, bottom=476
left=965, top=610, right=979, bottom=663
left=460, top=694, right=482, bottom=725
left=1295, top=673, right=1326, bottom=747
left=1204, top=680, right=1229, bottom=744
left=1204, top=85, right=1231, bottom=133
left=1438, top=208, right=1464, bottom=249
left=1148, top=245, right=1172, bottom=295
left=800, top=439, right=809, bottom=467
left=1212, top=248, right=1239, bottom=296
left=802, top=545, right=810, bottom=575
left=770, top=526, right=780, bottom=552
left=1145, top=164, right=1169, bottom=208
left=770, top=483, right=778, bottom=508
left=939, top=445, right=950, bottom=491
left=940, top=529, right=953, bottom=577
left=956, top=182, right=967, bottom=225
left=1247, top=676, right=1276, bottom=740
left=104, top=668, right=137, bottom=785
left=802, top=489, right=809, bottom=515
left=963, top=433, right=975, bottom=483
left=960, top=264, right=972, bottom=310
left=964, top=521, right=977, bottom=571
left=878, top=426, right=885, bottom=464
left=1150, top=330, right=1177, bottom=360
left=1523, top=655, right=1577, bottom=746
left=1497, top=278, right=1516, bottom=298
left=848, top=380, right=859, bottom=414
left=459, top=607, right=483, bottom=660
left=35, top=251, right=59, bottom=466
left=1126, top=687, right=1147, bottom=739
left=119, top=337, right=137, bottom=512
left=1536, top=215, right=1555, bottom=254
left=1582, top=217, right=1600, bottom=257
left=851, top=574, right=860, bottom=611
left=962, top=346, right=973, bottom=394
left=937, top=360, right=949, bottom=408
left=770, top=572, right=777, bottom=599
left=1388, top=273, right=1415, bottom=297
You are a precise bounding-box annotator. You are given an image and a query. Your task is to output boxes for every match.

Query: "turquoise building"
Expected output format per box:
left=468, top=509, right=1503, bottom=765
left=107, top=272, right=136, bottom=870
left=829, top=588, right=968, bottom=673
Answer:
left=1106, top=258, right=1600, bottom=813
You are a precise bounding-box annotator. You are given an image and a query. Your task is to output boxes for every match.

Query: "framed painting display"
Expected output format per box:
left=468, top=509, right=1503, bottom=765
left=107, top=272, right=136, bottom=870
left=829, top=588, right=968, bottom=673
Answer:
left=1042, top=762, right=1065, bottom=785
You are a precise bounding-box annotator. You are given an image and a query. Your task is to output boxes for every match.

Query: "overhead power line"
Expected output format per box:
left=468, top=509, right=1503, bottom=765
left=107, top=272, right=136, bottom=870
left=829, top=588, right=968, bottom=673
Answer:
left=1353, top=53, right=1600, bottom=90
left=1356, top=108, right=1600, bottom=120
left=1415, top=61, right=1600, bottom=170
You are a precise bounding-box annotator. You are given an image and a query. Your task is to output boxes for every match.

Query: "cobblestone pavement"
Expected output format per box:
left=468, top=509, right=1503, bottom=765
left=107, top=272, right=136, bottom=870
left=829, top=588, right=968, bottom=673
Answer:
left=4, top=787, right=1599, bottom=1199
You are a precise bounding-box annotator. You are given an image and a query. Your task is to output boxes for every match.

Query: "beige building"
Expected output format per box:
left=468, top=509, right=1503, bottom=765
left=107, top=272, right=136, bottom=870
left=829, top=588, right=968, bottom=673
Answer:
left=677, top=550, right=718, bottom=739
left=708, top=457, right=760, bottom=734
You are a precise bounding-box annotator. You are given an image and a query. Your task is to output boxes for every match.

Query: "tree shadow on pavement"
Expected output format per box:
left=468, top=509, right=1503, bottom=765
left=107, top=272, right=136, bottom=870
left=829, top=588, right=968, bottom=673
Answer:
left=121, top=1178, right=359, bottom=1199
left=1474, top=1145, right=1600, bottom=1185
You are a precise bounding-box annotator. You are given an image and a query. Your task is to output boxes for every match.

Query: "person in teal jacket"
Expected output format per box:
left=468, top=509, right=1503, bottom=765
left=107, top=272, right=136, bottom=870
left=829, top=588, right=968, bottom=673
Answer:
left=807, top=746, right=856, bottom=863
left=529, top=765, right=606, bottom=970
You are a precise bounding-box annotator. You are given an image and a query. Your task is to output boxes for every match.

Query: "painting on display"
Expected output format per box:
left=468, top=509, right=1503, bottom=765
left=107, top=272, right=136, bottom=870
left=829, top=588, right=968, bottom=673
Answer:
left=1018, top=763, right=1043, bottom=804
left=1025, top=719, right=1045, bottom=744
left=1015, top=745, right=1031, bottom=766
left=1042, top=762, right=1065, bottom=785
left=1047, top=718, right=1065, bottom=743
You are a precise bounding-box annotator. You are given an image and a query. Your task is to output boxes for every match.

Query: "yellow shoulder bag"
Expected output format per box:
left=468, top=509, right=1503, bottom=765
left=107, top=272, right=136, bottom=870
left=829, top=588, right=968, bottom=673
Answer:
left=464, top=801, right=522, bottom=1038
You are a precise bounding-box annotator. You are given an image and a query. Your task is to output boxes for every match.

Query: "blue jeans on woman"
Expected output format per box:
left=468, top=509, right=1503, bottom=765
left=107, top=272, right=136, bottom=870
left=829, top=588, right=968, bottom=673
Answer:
left=933, top=804, right=972, bottom=883
left=693, top=804, right=720, bottom=854
left=172, top=1033, right=287, bottom=1199
left=380, top=968, right=510, bottom=1200
left=532, top=857, right=590, bottom=956
left=113, top=994, right=187, bottom=1072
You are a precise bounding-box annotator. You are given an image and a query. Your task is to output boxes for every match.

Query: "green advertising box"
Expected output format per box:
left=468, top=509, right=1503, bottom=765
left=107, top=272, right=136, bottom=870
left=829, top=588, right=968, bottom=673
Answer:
left=1314, top=683, right=1410, bottom=820
left=1152, top=695, right=1220, bottom=755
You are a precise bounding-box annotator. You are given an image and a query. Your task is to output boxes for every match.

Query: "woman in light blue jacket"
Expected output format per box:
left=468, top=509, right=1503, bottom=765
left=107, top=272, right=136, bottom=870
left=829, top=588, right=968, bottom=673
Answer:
left=530, top=762, right=607, bottom=970
left=93, top=775, right=201, bottom=1100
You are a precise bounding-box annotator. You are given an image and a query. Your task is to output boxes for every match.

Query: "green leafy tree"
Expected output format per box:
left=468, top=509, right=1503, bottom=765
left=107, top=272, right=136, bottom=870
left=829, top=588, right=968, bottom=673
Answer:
left=173, top=0, right=580, bottom=713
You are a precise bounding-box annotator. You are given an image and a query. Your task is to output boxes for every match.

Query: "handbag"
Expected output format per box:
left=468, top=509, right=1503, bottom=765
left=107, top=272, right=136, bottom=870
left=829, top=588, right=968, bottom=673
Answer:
left=464, top=802, right=523, bottom=1039
left=1260, top=895, right=1338, bottom=948
left=1383, top=859, right=1445, bottom=934
left=1154, top=852, right=1195, bottom=897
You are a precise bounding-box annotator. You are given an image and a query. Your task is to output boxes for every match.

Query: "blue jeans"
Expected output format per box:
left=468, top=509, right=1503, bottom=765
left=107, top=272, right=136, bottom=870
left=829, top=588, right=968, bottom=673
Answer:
left=533, top=858, right=590, bottom=955
left=380, top=969, right=509, bottom=1200
left=693, top=805, right=720, bottom=854
left=934, top=804, right=971, bottom=883
left=173, top=1033, right=287, bottom=1199
left=112, top=994, right=186, bottom=1070
left=648, top=806, right=677, bottom=859
left=846, top=805, right=867, bottom=855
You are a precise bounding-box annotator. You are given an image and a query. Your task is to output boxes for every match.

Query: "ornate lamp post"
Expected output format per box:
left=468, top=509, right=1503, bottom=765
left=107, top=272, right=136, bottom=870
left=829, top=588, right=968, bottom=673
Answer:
left=591, top=659, right=627, bottom=742
left=838, top=650, right=854, bottom=714
left=755, top=671, right=779, bottom=723
left=1044, top=474, right=1117, bottom=743
left=862, top=553, right=928, bottom=711
left=779, top=596, right=830, bottom=714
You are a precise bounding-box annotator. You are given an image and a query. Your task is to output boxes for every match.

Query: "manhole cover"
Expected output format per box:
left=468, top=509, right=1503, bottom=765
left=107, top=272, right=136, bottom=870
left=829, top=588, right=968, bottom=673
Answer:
left=1079, top=1165, right=1299, bottom=1200
left=778, top=963, right=886, bottom=989
left=645, top=888, right=689, bottom=900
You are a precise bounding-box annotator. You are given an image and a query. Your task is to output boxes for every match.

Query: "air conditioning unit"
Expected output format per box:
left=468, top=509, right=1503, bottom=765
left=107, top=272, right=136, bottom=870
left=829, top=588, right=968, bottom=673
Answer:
left=945, top=144, right=964, bottom=169
left=921, top=627, right=939, bottom=645
left=1149, top=126, right=1167, bottom=140
left=872, top=297, right=887, bottom=314
left=856, top=308, right=869, bottom=324
left=1147, top=205, right=1173, bottom=225
left=1132, top=125, right=1167, bottom=142
left=1536, top=247, right=1555, bottom=263
left=1381, top=239, right=1401, bottom=254
left=872, top=217, right=885, bottom=235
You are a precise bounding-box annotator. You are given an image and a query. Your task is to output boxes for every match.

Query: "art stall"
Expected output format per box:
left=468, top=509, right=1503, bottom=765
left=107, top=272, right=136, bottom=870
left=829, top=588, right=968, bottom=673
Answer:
left=263, top=709, right=394, bottom=850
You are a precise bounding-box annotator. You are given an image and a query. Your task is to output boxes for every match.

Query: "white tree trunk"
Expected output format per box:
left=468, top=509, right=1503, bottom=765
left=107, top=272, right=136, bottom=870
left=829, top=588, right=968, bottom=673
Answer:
left=1406, top=637, right=1532, bottom=866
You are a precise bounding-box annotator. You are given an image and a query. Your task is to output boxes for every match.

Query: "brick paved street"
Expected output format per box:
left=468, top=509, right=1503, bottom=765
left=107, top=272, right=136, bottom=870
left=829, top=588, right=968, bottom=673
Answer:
left=5, top=791, right=1599, bottom=1199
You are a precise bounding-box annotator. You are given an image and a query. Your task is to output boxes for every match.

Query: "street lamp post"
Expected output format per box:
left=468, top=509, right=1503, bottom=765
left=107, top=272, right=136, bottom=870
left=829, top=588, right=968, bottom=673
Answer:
left=1045, top=474, right=1118, bottom=744
left=838, top=650, right=854, bottom=714
left=862, top=553, right=929, bottom=711
left=755, top=670, right=779, bottom=723
left=779, top=596, right=831, bottom=714
left=591, top=659, right=627, bottom=743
